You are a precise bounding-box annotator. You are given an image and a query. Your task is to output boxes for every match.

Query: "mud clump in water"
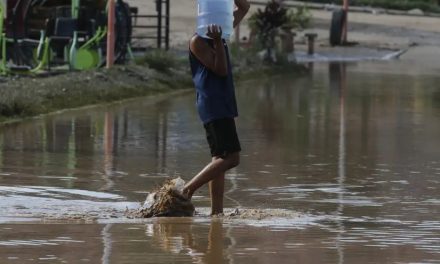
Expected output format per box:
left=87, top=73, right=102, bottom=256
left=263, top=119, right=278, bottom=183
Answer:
left=227, top=208, right=293, bottom=220
left=132, top=178, right=195, bottom=218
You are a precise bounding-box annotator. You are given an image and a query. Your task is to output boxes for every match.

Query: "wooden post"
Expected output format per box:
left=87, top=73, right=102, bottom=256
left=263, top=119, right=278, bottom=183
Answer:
left=106, top=0, right=116, bottom=68
left=305, top=33, right=318, bottom=55
left=342, top=0, right=348, bottom=44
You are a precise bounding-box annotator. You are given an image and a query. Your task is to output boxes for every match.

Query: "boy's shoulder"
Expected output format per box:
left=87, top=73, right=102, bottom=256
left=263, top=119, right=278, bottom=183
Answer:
left=190, top=35, right=226, bottom=50
left=190, top=35, right=211, bottom=55
left=190, top=35, right=208, bottom=47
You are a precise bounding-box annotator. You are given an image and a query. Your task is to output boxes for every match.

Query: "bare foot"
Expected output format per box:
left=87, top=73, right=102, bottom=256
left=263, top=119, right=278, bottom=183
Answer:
left=181, top=188, right=192, bottom=200
left=211, top=212, right=224, bottom=217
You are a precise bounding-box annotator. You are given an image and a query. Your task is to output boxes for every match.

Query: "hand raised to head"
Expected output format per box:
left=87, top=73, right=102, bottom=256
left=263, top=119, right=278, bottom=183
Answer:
left=206, top=24, right=222, bottom=40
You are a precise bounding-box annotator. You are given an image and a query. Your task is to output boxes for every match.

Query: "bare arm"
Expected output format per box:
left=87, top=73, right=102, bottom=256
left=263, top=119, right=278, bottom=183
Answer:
left=233, top=0, right=250, bottom=28
left=190, top=25, right=228, bottom=77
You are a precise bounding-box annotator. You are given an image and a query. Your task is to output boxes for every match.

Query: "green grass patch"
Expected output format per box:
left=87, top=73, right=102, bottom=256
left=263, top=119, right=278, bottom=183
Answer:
left=136, top=49, right=186, bottom=73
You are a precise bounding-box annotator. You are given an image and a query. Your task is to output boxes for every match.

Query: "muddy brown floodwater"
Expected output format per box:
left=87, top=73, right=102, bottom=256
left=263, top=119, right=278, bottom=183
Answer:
left=0, top=60, right=439, bottom=263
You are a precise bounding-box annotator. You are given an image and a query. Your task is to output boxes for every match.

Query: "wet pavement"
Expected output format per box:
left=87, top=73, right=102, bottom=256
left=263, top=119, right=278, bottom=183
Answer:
left=0, top=61, right=439, bottom=263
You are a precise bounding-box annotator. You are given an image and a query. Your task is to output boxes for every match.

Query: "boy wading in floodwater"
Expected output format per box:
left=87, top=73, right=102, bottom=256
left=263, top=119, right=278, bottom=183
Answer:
left=182, top=0, right=250, bottom=215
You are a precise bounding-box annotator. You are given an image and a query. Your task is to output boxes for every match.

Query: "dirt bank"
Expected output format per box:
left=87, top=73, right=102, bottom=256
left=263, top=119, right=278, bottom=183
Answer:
left=0, top=64, right=192, bottom=123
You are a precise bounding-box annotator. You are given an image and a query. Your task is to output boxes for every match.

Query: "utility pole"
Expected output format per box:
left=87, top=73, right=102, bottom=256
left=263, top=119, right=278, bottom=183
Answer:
left=106, top=0, right=116, bottom=68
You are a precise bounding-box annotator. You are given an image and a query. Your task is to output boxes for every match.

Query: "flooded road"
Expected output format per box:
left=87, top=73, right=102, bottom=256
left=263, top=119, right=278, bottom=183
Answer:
left=0, top=61, right=439, bottom=263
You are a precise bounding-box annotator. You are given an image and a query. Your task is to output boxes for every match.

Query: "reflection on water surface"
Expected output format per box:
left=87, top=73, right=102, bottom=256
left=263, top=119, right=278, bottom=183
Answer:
left=0, top=61, right=439, bottom=263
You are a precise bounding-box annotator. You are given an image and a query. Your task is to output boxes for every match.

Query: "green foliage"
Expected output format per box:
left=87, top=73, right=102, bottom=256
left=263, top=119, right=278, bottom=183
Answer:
left=248, top=0, right=290, bottom=62
left=248, top=1, right=313, bottom=63
left=136, top=49, right=181, bottom=72
left=286, top=6, right=312, bottom=30
left=249, top=1, right=289, bottom=43
left=228, top=42, right=261, bottom=70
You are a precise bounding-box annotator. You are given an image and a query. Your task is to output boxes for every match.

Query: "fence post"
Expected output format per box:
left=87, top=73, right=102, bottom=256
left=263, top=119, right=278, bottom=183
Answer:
left=305, top=33, right=318, bottom=55
left=106, top=0, right=116, bottom=68
left=342, top=0, right=349, bottom=43
left=235, top=23, right=241, bottom=44
left=165, top=0, right=170, bottom=50
left=157, top=0, right=162, bottom=49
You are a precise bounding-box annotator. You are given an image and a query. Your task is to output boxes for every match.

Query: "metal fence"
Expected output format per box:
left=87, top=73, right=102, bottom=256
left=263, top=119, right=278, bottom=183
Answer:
left=130, top=0, right=170, bottom=51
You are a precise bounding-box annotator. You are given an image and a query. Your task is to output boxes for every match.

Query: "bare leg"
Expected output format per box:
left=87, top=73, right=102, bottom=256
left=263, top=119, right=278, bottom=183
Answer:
left=209, top=163, right=225, bottom=215
left=183, top=152, right=239, bottom=215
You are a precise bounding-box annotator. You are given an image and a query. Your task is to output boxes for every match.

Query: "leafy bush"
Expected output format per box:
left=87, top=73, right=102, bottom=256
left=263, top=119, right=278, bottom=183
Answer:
left=248, top=1, right=313, bottom=63
left=248, top=1, right=290, bottom=62
left=286, top=6, right=312, bottom=30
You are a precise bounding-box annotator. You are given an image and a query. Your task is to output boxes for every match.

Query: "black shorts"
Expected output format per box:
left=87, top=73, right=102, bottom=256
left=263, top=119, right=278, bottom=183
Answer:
left=204, top=118, right=241, bottom=157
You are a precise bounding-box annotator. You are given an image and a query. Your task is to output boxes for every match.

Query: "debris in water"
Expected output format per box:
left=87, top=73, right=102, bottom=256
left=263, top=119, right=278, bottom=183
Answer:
left=131, top=178, right=195, bottom=218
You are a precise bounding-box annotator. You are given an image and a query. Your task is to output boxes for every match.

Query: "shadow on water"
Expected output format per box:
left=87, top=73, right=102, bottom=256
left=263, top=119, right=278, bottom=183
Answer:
left=0, top=61, right=439, bottom=263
